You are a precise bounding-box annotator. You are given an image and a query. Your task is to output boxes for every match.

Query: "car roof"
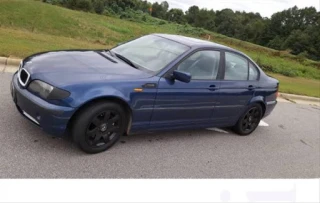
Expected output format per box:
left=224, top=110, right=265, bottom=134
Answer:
left=153, top=33, right=235, bottom=51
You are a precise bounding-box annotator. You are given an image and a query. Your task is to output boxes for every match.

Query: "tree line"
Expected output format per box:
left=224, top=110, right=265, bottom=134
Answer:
left=43, top=0, right=320, bottom=61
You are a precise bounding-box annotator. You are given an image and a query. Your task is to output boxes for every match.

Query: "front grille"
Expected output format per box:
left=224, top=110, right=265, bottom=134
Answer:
left=18, top=68, right=30, bottom=87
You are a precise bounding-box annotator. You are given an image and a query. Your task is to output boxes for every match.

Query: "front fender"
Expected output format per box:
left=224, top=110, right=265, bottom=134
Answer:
left=67, top=85, right=130, bottom=108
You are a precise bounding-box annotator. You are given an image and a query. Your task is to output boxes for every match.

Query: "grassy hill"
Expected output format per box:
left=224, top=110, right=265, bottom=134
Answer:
left=0, top=0, right=319, bottom=97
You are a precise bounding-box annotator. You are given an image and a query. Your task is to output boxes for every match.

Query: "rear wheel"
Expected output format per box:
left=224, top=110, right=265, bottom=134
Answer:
left=72, top=101, right=126, bottom=154
left=233, top=103, right=262, bottom=136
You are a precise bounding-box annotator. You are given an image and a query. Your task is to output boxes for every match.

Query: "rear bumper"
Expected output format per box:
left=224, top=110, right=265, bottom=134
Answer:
left=263, top=100, right=277, bottom=118
left=11, top=73, right=75, bottom=136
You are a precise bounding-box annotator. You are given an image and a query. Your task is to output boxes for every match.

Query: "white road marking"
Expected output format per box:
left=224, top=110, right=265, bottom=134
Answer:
left=206, top=128, right=229, bottom=133
left=207, top=120, right=269, bottom=133
left=259, top=120, right=269, bottom=127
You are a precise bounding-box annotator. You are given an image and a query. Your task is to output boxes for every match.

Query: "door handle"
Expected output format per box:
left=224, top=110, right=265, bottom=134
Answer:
left=248, top=85, right=256, bottom=90
left=208, top=85, right=219, bottom=91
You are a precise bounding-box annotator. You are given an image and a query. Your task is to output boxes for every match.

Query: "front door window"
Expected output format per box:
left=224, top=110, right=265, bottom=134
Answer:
left=177, top=50, right=221, bottom=80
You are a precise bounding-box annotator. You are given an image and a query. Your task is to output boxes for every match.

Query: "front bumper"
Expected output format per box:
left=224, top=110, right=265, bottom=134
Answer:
left=11, top=73, right=75, bottom=136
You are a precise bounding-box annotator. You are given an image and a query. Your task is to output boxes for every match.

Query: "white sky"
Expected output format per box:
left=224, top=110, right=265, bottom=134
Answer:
left=148, top=0, right=320, bottom=17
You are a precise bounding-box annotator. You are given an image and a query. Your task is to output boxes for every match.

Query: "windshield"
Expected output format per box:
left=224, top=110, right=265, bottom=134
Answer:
left=112, top=35, right=190, bottom=73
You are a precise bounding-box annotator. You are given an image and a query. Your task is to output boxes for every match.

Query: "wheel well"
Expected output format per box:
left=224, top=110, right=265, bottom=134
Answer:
left=67, top=97, right=132, bottom=135
left=256, top=101, right=266, bottom=117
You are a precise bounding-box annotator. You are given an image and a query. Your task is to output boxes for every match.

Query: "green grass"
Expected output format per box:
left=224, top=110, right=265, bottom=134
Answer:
left=0, top=0, right=319, bottom=97
left=268, top=73, right=320, bottom=98
left=0, top=27, right=105, bottom=57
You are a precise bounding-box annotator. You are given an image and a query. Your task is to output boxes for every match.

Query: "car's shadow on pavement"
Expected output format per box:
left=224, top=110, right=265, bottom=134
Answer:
left=121, top=127, right=234, bottom=143
left=2, top=99, right=251, bottom=157
left=3, top=98, right=237, bottom=156
left=112, top=127, right=239, bottom=152
left=14, top=115, right=236, bottom=156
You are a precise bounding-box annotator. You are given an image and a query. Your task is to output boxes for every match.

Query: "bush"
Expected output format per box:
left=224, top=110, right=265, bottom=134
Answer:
left=177, top=25, right=206, bottom=37
left=103, top=8, right=116, bottom=17
left=141, top=15, right=147, bottom=22
left=42, top=0, right=61, bottom=5
left=119, top=9, right=161, bottom=24
left=75, top=0, right=93, bottom=12
left=120, top=12, right=132, bottom=19
left=297, top=51, right=308, bottom=62
left=279, top=69, right=298, bottom=77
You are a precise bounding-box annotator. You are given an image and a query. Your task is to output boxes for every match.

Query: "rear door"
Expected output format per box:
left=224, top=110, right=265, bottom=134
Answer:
left=216, top=51, right=259, bottom=125
left=150, top=50, right=223, bottom=129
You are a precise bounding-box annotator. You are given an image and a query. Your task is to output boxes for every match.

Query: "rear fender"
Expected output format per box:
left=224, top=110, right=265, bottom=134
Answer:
left=248, top=96, right=266, bottom=116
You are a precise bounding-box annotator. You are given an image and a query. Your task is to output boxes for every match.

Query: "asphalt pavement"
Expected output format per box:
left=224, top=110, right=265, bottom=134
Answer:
left=0, top=73, right=319, bottom=178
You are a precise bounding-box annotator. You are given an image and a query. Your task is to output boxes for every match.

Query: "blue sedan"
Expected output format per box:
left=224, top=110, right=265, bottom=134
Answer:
left=11, top=34, right=278, bottom=153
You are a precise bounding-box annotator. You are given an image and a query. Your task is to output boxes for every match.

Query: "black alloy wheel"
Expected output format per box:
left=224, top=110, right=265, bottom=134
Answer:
left=85, top=110, right=121, bottom=147
left=240, top=107, right=261, bottom=133
left=72, top=101, right=127, bottom=154
left=233, top=103, right=263, bottom=136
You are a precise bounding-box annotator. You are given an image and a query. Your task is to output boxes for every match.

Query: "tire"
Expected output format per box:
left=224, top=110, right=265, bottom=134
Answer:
left=72, top=101, right=127, bottom=154
left=233, top=103, right=263, bottom=136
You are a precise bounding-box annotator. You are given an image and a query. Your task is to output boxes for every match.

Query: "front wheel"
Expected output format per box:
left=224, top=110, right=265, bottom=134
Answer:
left=233, top=103, right=262, bottom=136
left=72, top=101, right=127, bottom=154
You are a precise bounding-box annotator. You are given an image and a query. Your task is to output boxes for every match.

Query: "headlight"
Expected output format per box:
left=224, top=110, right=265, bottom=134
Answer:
left=28, top=80, right=70, bottom=100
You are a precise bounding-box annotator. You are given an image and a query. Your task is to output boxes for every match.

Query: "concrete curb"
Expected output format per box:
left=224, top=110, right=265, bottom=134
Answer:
left=0, top=56, right=21, bottom=73
left=0, top=57, right=7, bottom=65
left=7, top=58, right=21, bottom=66
left=0, top=56, right=21, bottom=66
left=0, top=57, right=6, bottom=72
left=279, top=93, right=320, bottom=103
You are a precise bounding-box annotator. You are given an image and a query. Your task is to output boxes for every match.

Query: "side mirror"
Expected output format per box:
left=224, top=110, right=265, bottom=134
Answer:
left=172, top=70, right=191, bottom=83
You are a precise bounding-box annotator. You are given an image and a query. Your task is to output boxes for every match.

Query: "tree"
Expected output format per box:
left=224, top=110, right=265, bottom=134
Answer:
left=196, top=9, right=215, bottom=29
left=93, top=0, right=104, bottom=14
left=283, top=30, right=310, bottom=54
left=76, top=0, right=93, bottom=12
left=135, top=0, right=152, bottom=13
left=267, top=36, right=285, bottom=50
left=185, top=5, right=199, bottom=25
left=151, top=2, right=168, bottom=19
left=160, top=1, right=169, bottom=12
left=65, top=0, right=78, bottom=9
left=215, top=9, right=242, bottom=37
left=151, top=2, right=158, bottom=17
left=41, top=0, right=320, bottom=61
left=166, top=8, right=186, bottom=24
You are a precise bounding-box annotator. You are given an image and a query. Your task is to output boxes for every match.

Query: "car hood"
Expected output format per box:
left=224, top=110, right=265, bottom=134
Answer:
left=22, top=50, right=152, bottom=87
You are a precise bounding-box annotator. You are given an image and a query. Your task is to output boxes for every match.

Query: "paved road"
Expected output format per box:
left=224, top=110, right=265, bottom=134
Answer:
left=0, top=73, right=319, bottom=178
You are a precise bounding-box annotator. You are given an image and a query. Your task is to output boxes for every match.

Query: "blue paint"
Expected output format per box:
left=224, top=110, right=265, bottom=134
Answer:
left=11, top=34, right=278, bottom=136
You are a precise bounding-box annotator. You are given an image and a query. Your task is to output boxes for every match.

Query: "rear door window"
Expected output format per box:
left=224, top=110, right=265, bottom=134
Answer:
left=249, top=63, right=259, bottom=80
left=224, top=52, right=248, bottom=81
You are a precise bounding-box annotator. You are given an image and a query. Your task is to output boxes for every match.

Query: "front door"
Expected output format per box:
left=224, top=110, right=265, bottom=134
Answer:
left=150, top=50, right=222, bottom=129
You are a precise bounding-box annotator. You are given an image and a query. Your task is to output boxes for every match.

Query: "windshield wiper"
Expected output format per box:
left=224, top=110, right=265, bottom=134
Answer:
left=104, top=49, right=115, bottom=57
left=114, top=53, right=139, bottom=69
left=95, top=50, right=117, bottom=63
